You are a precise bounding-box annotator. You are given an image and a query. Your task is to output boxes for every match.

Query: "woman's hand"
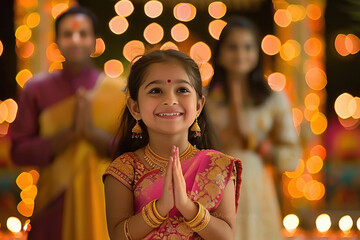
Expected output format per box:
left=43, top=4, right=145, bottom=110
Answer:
left=157, top=152, right=175, bottom=217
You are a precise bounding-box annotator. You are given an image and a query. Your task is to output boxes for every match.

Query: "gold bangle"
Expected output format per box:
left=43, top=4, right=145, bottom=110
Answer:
left=124, top=218, right=132, bottom=240
left=192, top=208, right=210, bottom=232
left=153, top=200, right=168, bottom=221
left=141, top=200, right=163, bottom=228
left=184, top=201, right=201, bottom=225
left=187, top=204, right=205, bottom=228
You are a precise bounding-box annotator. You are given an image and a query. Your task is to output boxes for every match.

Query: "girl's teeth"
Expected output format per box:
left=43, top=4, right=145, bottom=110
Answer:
left=158, top=113, right=181, bottom=116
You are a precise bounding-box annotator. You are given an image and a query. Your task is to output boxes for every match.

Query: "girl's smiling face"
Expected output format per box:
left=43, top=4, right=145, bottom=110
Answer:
left=127, top=61, right=204, bottom=138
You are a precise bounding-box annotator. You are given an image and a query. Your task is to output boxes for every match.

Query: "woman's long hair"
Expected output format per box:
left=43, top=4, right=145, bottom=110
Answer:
left=114, top=49, right=216, bottom=158
left=208, top=16, right=271, bottom=106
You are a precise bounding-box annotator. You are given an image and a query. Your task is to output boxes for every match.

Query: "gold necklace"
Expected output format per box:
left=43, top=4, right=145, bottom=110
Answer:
left=144, top=143, right=198, bottom=172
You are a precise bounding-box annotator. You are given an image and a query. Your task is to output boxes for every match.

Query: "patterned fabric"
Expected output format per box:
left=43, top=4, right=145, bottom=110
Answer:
left=207, top=91, right=301, bottom=240
left=104, top=149, right=242, bottom=239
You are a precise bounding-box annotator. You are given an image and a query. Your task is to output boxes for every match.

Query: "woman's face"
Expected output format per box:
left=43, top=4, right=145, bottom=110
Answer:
left=218, top=28, right=259, bottom=76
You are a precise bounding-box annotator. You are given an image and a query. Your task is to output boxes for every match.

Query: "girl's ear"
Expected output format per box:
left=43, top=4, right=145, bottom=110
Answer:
left=196, top=95, right=206, bottom=116
left=127, top=97, right=141, bottom=120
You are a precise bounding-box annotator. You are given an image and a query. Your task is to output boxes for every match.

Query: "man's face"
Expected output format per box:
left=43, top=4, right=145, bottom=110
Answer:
left=56, top=14, right=95, bottom=66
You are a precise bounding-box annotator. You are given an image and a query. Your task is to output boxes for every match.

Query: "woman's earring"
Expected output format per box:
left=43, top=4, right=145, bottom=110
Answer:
left=191, top=118, right=201, bottom=137
left=132, top=120, right=142, bottom=138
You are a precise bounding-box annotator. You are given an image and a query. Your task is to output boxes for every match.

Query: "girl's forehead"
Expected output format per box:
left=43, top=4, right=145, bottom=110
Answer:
left=142, top=62, right=190, bottom=83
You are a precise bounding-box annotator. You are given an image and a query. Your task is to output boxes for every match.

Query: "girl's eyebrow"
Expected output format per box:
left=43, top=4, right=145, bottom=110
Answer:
left=144, top=79, right=193, bottom=89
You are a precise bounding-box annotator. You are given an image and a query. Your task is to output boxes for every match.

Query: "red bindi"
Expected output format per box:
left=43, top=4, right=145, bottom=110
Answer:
left=71, top=21, right=80, bottom=31
left=167, top=79, right=171, bottom=83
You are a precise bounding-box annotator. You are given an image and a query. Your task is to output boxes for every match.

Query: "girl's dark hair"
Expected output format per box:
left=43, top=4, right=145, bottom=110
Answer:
left=115, top=49, right=216, bottom=157
left=55, top=6, right=98, bottom=39
left=208, top=16, right=271, bottom=106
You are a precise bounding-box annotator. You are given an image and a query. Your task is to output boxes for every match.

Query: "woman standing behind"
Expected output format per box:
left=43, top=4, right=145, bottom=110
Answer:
left=207, top=16, right=301, bottom=240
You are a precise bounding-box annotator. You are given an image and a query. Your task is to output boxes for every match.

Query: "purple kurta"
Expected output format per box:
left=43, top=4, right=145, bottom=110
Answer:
left=9, top=64, right=100, bottom=240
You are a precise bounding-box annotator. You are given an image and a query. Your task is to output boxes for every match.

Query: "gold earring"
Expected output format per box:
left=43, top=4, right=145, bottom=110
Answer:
left=132, top=120, right=142, bottom=138
left=191, top=118, right=201, bottom=137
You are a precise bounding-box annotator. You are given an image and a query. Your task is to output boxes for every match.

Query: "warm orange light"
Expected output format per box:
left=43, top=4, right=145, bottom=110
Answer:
left=334, top=93, right=354, bottom=119
left=46, top=43, right=65, bottom=62
left=304, top=37, right=322, bottom=57
left=0, top=102, right=8, bottom=124
left=123, top=40, right=145, bottom=62
left=285, top=159, right=305, bottom=179
left=274, top=9, right=292, bottom=27
left=261, top=35, right=281, bottom=55
left=48, top=61, right=63, bottom=73
left=160, top=41, right=179, bottom=51
left=114, top=0, right=134, bottom=17
left=171, top=23, right=189, bottom=42
left=199, top=62, right=214, bottom=86
left=208, top=1, right=227, bottom=19
left=17, top=200, right=34, bottom=217
left=144, top=23, right=164, bottom=44
left=16, top=172, right=33, bottom=190
left=16, top=69, right=33, bottom=88
left=305, top=93, right=320, bottom=110
left=91, top=38, right=105, bottom=57
left=173, top=3, right=196, bottom=22
left=0, top=122, right=10, bottom=136
left=304, top=108, right=319, bottom=122
left=310, top=145, right=327, bottom=160
left=15, top=25, right=32, bottom=42
left=267, top=72, right=286, bottom=91
left=26, top=12, right=41, bottom=28
left=310, top=112, right=327, bottom=135
left=287, top=4, right=306, bottom=22
left=3, top=99, right=18, bottom=123
left=306, top=156, right=323, bottom=174
left=292, top=108, right=303, bottom=127
left=20, top=185, right=38, bottom=201
left=345, top=34, right=360, bottom=55
left=7, top=217, right=22, bottom=233
left=335, top=34, right=349, bottom=56
left=338, top=116, right=360, bottom=130
left=190, top=42, right=211, bottom=64
left=208, top=19, right=227, bottom=40
left=17, top=41, right=35, bottom=58
left=18, top=0, right=38, bottom=8
left=306, top=4, right=322, bottom=20
left=0, top=40, right=3, bottom=56
left=305, top=68, right=327, bottom=90
left=109, top=16, right=129, bottom=35
left=104, top=59, right=124, bottom=78
left=287, top=178, right=304, bottom=198
left=28, top=170, right=40, bottom=185
left=350, top=97, right=360, bottom=119
left=52, top=3, right=69, bottom=19
left=144, top=0, right=163, bottom=18
left=280, top=40, right=301, bottom=61
left=303, top=180, right=325, bottom=200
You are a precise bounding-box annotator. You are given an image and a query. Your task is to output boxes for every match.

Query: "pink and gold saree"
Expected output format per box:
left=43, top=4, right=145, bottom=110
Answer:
left=104, top=149, right=242, bottom=239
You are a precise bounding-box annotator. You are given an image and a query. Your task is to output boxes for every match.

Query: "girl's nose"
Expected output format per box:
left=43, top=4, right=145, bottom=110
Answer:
left=163, top=93, right=178, bottom=105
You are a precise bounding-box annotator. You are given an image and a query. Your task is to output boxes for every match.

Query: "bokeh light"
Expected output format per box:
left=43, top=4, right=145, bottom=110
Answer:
left=190, top=41, right=211, bottom=64
left=334, top=93, right=354, bottom=119
left=46, top=43, right=65, bottom=62
left=280, top=39, right=301, bottom=61
left=3, top=99, right=18, bottom=123
left=171, top=23, right=189, bottom=42
left=144, top=23, right=164, bottom=44
left=261, top=35, right=281, bottom=55
left=15, top=25, right=32, bottom=42
left=173, top=3, right=196, bottom=22
left=91, top=38, right=105, bottom=57
left=104, top=59, right=123, bottom=78
left=16, top=69, right=33, bottom=88
left=0, top=122, right=10, bottom=136
left=335, top=34, right=349, bottom=56
left=115, top=0, right=134, bottom=17
left=283, top=214, right=299, bottom=232
left=338, top=117, right=360, bottom=130
left=305, top=93, right=320, bottom=110
left=52, top=3, right=68, bottom=19
left=17, top=41, right=35, bottom=59
left=17, top=200, right=34, bottom=217
left=208, top=19, right=227, bottom=40
left=208, top=1, right=227, bottom=19
left=307, top=4, right=322, bottom=20
left=267, top=72, right=286, bottom=91
left=345, top=34, right=360, bottom=54
left=7, top=217, right=21, bottom=233
left=160, top=41, right=178, bottom=51
left=305, top=68, right=327, bottom=90
left=350, top=97, right=360, bottom=119
left=316, top=214, right=331, bottom=233
left=48, top=61, right=63, bottom=73
left=357, top=217, right=360, bottom=231
left=310, top=112, right=327, bottom=135
left=306, top=155, right=323, bottom=174
left=274, top=9, right=292, bottom=27
left=285, top=159, right=305, bottom=178
left=0, top=40, right=3, bottom=56
left=123, top=40, right=145, bottom=62
left=16, top=172, right=33, bottom=190
left=109, top=16, right=129, bottom=35
left=199, top=62, right=214, bottom=86
left=287, top=177, right=304, bottom=198
left=18, top=0, right=38, bottom=9
left=0, top=102, right=8, bottom=124
left=303, top=180, right=325, bottom=200
left=310, top=145, right=327, bottom=160
left=339, top=215, right=353, bottom=232
left=292, top=108, right=303, bottom=128
left=144, top=0, right=163, bottom=18
left=26, top=12, right=41, bottom=28
left=304, top=37, right=322, bottom=57
left=287, top=4, right=306, bottom=22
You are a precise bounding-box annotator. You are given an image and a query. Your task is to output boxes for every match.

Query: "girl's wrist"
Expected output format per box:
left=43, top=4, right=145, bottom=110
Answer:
left=179, top=198, right=198, bottom=222
left=155, top=199, right=170, bottom=217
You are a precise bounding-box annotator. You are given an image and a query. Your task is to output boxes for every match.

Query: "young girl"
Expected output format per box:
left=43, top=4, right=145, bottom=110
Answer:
left=103, top=49, right=242, bottom=240
left=207, top=17, right=301, bottom=240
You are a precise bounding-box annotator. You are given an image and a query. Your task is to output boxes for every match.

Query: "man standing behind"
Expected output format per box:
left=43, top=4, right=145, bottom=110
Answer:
left=10, top=6, right=126, bottom=240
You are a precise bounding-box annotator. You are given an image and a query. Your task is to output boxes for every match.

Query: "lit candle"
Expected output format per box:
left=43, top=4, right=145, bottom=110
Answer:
left=283, top=214, right=305, bottom=239
left=339, top=215, right=356, bottom=240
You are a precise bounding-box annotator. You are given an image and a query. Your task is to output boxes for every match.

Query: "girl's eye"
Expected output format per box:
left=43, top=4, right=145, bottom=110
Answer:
left=149, top=88, right=161, bottom=94
left=177, top=87, right=190, bottom=93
